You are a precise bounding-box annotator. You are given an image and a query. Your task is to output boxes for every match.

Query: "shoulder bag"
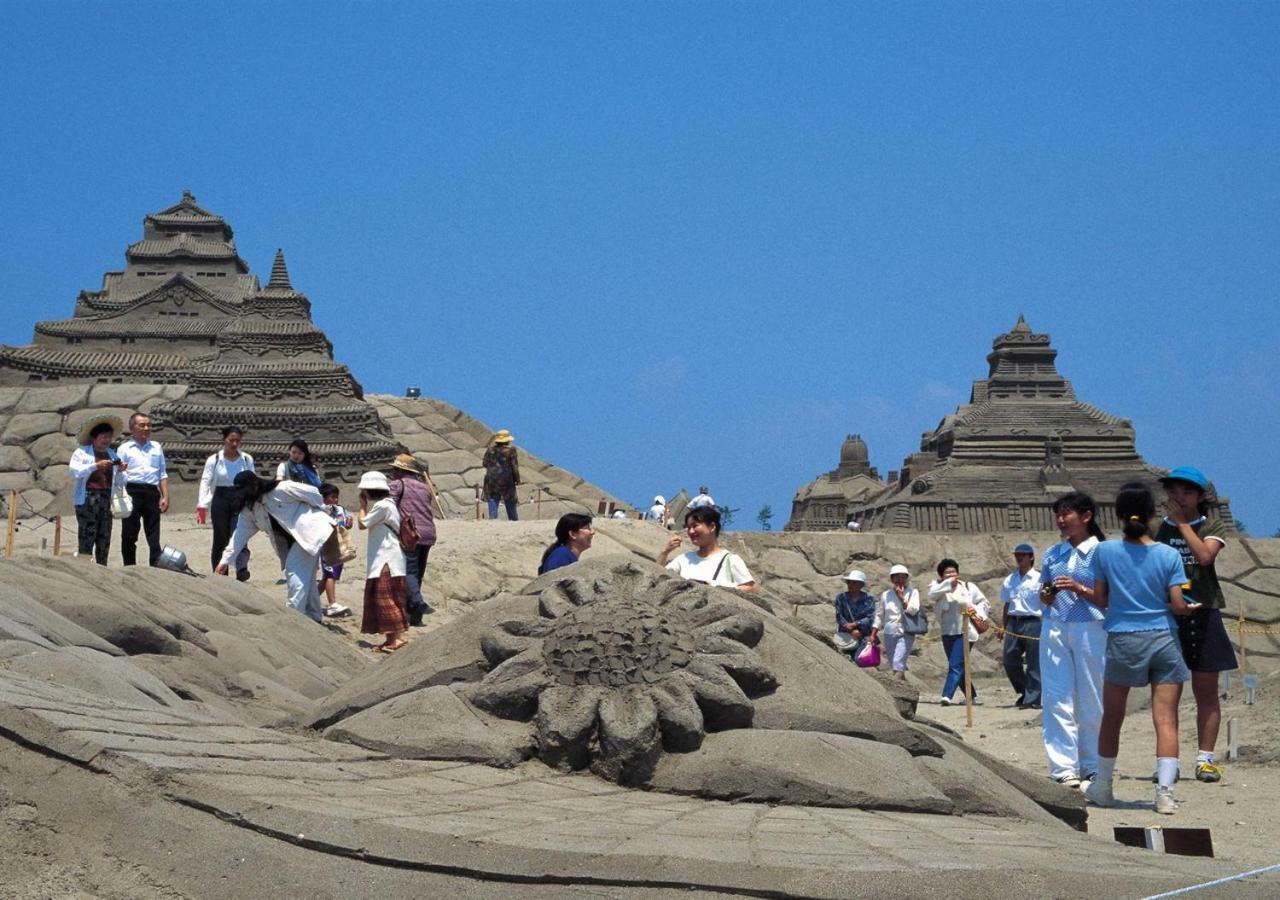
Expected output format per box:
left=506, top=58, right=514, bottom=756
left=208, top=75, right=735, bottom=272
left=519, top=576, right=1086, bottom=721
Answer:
left=399, top=510, right=421, bottom=553
left=900, top=591, right=929, bottom=635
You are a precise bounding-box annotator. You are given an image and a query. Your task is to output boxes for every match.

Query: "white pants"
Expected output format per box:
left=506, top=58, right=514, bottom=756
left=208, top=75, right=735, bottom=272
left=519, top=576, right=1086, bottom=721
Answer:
left=1039, top=618, right=1106, bottom=779
left=284, top=542, right=323, bottom=623
left=882, top=632, right=915, bottom=672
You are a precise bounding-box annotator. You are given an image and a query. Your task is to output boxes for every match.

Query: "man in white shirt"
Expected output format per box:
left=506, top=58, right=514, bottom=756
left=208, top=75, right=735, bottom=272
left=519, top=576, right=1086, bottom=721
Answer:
left=116, top=412, right=169, bottom=566
left=687, top=486, right=715, bottom=510
left=999, top=543, right=1043, bottom=710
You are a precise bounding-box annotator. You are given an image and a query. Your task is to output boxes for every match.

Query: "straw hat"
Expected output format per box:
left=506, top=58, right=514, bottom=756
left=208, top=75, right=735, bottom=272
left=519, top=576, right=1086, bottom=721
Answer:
left=493, top=429, right=514, bottom=444
left=76, top=413, right=124, bottom=445
left=390, top=453, right=422, bottom=474
left=358, top=471, right=390, bottom=492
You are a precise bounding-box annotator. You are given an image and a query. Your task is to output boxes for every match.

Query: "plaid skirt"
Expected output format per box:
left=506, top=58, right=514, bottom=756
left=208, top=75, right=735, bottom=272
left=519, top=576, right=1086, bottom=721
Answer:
left=361, top=564, right=408, bottom=634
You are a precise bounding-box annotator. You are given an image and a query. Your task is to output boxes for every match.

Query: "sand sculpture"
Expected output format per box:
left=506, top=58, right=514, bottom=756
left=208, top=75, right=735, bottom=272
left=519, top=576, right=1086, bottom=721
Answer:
left=787, top=316, right=1235, bottom=532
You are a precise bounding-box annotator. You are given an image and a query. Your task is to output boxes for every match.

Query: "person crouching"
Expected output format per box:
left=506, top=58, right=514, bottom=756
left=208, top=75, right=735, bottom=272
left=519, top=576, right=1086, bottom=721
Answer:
left=357, top=471, right=409, bottom=653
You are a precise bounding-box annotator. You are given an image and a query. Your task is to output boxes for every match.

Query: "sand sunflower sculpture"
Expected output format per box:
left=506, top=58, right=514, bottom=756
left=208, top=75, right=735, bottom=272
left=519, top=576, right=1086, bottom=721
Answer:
left=469, top=564, right=778, bottom=784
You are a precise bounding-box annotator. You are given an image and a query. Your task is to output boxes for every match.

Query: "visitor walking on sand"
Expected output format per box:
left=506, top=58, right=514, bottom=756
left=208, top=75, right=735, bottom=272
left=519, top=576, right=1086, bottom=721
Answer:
left=1154, top=466, right=1237, bottom=783
left=687, top=486, right=716, bottom=510
left=356, top=471, right=409, bottom=653
left=646, top=495, right=667, bottom=524
left=482, top=429, right=520, bottom=520
left=928, top=559, right=990, bottom=706
left=656, top=506, right=757, bottom=592
left=318, top=482, right=352, bottom=619
left=197, top=426, right=255, bottom=580
left=870, top=565, right=924, bottom=679
left=1038, top=492, right=1107, bottom=789
left=538, top=513, right=595, bottom=575
left=999, top=543, right=1043, bottom=709
left=68, top=414, right=124, bottom=566
left=116, top=412, right=169, bottom=567
left=216, top=471, right=334, bottom=623
left=388, top=454, right=436, bottom=625
left=1083, top=483, right=1194, bottom=815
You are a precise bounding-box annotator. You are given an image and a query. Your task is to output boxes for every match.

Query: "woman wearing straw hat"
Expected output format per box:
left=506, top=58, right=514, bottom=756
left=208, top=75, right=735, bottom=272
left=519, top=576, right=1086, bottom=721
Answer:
left=68, top=413, right=125, bottom=565
left=388, top=453, right=436, bottom=626
left=357, top=470, right=409, bottom=653
left=482, top=429, right=521, bottom=521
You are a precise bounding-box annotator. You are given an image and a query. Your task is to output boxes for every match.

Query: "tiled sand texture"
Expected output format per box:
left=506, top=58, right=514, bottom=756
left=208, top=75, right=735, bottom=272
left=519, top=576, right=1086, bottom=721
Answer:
left=0, top=670, right=1239, bottom=899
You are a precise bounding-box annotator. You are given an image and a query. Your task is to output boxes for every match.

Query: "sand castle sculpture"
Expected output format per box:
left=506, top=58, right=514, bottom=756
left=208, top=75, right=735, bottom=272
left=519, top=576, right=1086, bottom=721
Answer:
left=788, top=316, right=1234, bottom=532
left=0, top=191, right=400, bottom=482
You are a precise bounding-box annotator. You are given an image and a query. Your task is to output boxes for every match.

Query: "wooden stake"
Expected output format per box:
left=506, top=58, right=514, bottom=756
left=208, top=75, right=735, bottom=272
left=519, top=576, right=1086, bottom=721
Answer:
left=53, top=515, right=62, bottom=556
left=423, top=471, right=446, bottom=519
left=4, top=490, right=17, bottom=558
left=961, top=624, right=974, bottom=728
left=474, top=484, right=482, bottom=520
left=536, top=486, right=542, bottom=520
left=1237, top=596, right=1248, bottom=676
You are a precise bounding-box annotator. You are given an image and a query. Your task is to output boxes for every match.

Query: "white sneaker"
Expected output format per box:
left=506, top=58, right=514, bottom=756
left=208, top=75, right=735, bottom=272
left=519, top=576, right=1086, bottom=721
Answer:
left=323, top=604, right=351, bottom=618
left=1054, top=774, right=1082, bottom=789
left=940, top=696, right=952, bottom=706
left=1084, top=779, right=1115, bottom=807
left=1155, top=786, right=1178, bottom=815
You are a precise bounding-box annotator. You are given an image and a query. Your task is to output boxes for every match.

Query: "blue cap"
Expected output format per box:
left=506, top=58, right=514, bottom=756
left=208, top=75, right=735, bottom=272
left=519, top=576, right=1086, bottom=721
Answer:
left=1013, top=543, right=1035, bottom=555
left=1160, top=466, right=1208, bottom=490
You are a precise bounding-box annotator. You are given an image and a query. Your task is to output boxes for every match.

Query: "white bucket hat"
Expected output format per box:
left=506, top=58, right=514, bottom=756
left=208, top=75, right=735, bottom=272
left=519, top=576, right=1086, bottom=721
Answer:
left=842, top=569, right=867, bottom=584
left=889, top=564, right=910, bottom=577
left=654, top=495, right=666, bottom=504
left=358, top=471, right=390, bottom=492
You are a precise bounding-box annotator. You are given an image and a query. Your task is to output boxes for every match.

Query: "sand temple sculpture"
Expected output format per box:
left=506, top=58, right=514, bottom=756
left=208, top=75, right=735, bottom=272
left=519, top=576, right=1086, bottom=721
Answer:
left=787, top=434, right=889, bottom=529
left=787, top=316, right=1233, bottom=532
left=0, top=192, right=401, bottom=482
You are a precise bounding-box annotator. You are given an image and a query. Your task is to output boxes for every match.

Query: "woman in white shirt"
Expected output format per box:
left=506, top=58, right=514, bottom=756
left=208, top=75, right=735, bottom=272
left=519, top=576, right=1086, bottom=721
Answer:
left=215, top=472, right=334, bottom=623
left=356, top=471, right=409, bottom=653
left=655, top=506, right=757, bottom=591
left=870, top=564, right=922, bottom=679
left=928, top=558, right=991, bottom=706
left=197, top=426, right=255, bottom=578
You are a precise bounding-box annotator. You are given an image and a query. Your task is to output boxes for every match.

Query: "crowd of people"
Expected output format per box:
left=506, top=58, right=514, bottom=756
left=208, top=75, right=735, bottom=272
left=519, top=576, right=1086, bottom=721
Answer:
left=68, top=415, right=1236, bottom=811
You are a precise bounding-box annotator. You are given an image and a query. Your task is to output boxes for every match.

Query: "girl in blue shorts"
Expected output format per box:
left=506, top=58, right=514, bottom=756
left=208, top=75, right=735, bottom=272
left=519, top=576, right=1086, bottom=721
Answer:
left=1083, top=483, right=1194, bottom=815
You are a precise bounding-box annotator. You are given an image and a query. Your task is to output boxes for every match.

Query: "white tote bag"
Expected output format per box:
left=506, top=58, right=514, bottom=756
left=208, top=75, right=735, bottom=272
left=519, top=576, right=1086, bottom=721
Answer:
left=109, top=474, right=133, bottom=519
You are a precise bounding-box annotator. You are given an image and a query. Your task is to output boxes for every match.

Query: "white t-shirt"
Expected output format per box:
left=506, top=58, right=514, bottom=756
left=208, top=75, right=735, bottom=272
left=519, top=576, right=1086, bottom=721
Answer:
left=646, top=503, right=666, bottom=521
left=687, top=493, right=716, bottom=510
left=666, top=549, right=754, bottom=587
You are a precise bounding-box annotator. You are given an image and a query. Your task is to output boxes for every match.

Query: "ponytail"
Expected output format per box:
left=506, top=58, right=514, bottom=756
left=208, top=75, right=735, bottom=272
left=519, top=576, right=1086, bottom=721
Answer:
left=1115, top=482, right=1155, bottom=540
left=1052, top=492, right=1106, bottom=541
left=538, top=512, right=593, bottom=574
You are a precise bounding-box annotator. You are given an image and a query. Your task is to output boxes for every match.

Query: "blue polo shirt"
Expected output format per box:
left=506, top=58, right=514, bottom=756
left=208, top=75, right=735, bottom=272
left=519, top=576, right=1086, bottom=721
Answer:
left=1090, top=540, right=1186, bottom=633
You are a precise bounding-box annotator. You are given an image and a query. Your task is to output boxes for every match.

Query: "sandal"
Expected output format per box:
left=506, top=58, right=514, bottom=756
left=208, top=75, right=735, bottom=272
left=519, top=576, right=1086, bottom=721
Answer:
left=376, top=639, right=408, bottom=653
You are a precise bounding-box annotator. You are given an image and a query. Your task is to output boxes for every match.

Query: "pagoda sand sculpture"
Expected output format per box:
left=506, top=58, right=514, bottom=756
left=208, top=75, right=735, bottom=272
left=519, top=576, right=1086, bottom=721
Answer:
left=787, top=316, right=1232, bottom=532
left=0, top=192, right=401, bottom=487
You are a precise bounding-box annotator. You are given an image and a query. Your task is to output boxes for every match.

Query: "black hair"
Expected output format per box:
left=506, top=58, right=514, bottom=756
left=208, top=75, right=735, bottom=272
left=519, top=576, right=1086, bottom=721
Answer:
left=684, top=505, right=722, bottom=536
left=1116, top=482, right=1156, bottom=540
left=936, top=558, right=960, bottom=577
left=1052, top=491, right=1106, bottom=541
left=319, top=482, right=339, bottom=498
left=539, top=513, right=593, bottom=572
left=1166, top=477, right=1212, bottom=517
left=222, top=425, right=244, bottom=439
left=288, top=439, right=315, bottom=471
left=228, top=471, right=280, bottom=516
left=88, top=422, right=115, bottom=440
left=364, top=488, right=390, bottom=502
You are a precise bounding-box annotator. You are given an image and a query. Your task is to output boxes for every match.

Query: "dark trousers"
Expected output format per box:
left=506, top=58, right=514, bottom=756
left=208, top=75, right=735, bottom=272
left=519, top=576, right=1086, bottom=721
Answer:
left=1002, top=615, right=1043, bottom=706
left=210, top=486, right=251, bottom=580
left=121, top=483, right=162, bottom=567
left=405, top=544, right=432, bottom=616
left=75, top=489, right=112, bottom=565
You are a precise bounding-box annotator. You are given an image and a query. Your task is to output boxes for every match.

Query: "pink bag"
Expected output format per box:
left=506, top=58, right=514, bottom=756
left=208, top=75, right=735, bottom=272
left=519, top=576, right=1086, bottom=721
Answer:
left=855, top=641, right=881, bottom=668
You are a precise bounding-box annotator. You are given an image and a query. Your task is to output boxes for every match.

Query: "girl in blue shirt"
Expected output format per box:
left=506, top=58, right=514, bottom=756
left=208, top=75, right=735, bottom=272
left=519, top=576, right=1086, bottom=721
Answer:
left=1083, top=483, right=1193, bottom=815
left=538, top=513, right=595, bottom=575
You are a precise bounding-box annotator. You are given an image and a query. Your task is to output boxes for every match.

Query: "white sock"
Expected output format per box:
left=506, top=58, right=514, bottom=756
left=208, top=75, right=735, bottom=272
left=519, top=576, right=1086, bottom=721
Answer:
left=1097, top=757, right=1116, bottom=782
left=1196, top=750, right=1214, bottom=765
left=1157, top=757, right=1179, bottom=789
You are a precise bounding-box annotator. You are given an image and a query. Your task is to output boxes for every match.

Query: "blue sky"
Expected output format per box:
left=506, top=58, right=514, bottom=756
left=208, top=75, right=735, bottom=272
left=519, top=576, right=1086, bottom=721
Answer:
left=2, top=2, right=1277, bottom=534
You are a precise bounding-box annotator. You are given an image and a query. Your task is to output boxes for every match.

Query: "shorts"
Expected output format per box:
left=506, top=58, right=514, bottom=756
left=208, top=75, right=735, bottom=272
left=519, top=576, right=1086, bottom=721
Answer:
left=1104, top=629, right=1190, bottom=688
left=1176, top=607, right=1239, bottom=673
left=320, top=563, right=344, bottom=582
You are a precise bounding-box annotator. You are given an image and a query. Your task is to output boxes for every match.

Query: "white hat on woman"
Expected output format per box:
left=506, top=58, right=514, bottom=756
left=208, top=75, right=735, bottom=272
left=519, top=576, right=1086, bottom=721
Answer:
left=358, top=471, right=390, bottom=492
left=842, top=569, right=868, bottom=584
left=888, top=564, right=910, bottom=577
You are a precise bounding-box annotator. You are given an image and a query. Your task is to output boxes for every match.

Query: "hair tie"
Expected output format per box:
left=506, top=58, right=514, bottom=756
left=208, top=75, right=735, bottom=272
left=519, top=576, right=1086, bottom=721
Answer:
left=1128, top=515, right=1141, bottom=521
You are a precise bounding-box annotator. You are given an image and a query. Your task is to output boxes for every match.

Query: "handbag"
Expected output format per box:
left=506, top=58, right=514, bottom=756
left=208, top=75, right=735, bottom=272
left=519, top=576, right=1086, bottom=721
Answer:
left=855, top=641, right=882, bottom=668
left=109, top=474, right=133, bottom=519
left=399, top=510, right=421, bottom=553
left=901, top=608, right=929, bottom=636
left=322, top=523, right=358, bottom=566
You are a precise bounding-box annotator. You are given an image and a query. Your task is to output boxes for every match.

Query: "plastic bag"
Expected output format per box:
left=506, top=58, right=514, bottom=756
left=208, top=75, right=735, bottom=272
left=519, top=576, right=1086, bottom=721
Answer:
left=109, top=475, right=133, bottom=519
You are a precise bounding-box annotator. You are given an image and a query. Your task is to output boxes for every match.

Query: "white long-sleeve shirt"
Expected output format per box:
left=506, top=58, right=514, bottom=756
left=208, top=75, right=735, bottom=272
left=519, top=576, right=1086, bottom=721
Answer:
left=928, top=579, right=990, bottom=640
left=872, top=586, right=921, bottom=635
left=220, top=481, right=333, bottom=569
left=68, top=445, right=119, bottom=506
left=197, top=451, right=255, bottom=510
left=362, top=498, right=405, bottom=579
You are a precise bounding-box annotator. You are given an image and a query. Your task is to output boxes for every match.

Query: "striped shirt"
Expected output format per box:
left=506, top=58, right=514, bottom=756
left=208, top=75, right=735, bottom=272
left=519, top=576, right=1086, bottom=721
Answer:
left=1039, top=536, right=1102, bottom=623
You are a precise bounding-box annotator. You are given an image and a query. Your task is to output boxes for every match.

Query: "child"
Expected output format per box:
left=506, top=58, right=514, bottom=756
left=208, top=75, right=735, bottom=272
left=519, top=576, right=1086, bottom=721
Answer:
left=1084, top=483, right=1193, bottom=815
left=1155, top=466, right=1236, bottom=783
left=356, top=471, right=409, bottom=653
left=318, top=483, right=353, bottom=618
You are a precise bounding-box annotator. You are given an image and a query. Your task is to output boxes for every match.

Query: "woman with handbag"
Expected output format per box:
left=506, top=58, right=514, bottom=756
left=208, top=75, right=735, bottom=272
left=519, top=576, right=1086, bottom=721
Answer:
left=388, top=454, right=436, bottom=625
left=870, top=564, right=924, bottom=679
left=928, top=558, right=991, bottom=705
left=356, top=471, right=409, bottom=653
